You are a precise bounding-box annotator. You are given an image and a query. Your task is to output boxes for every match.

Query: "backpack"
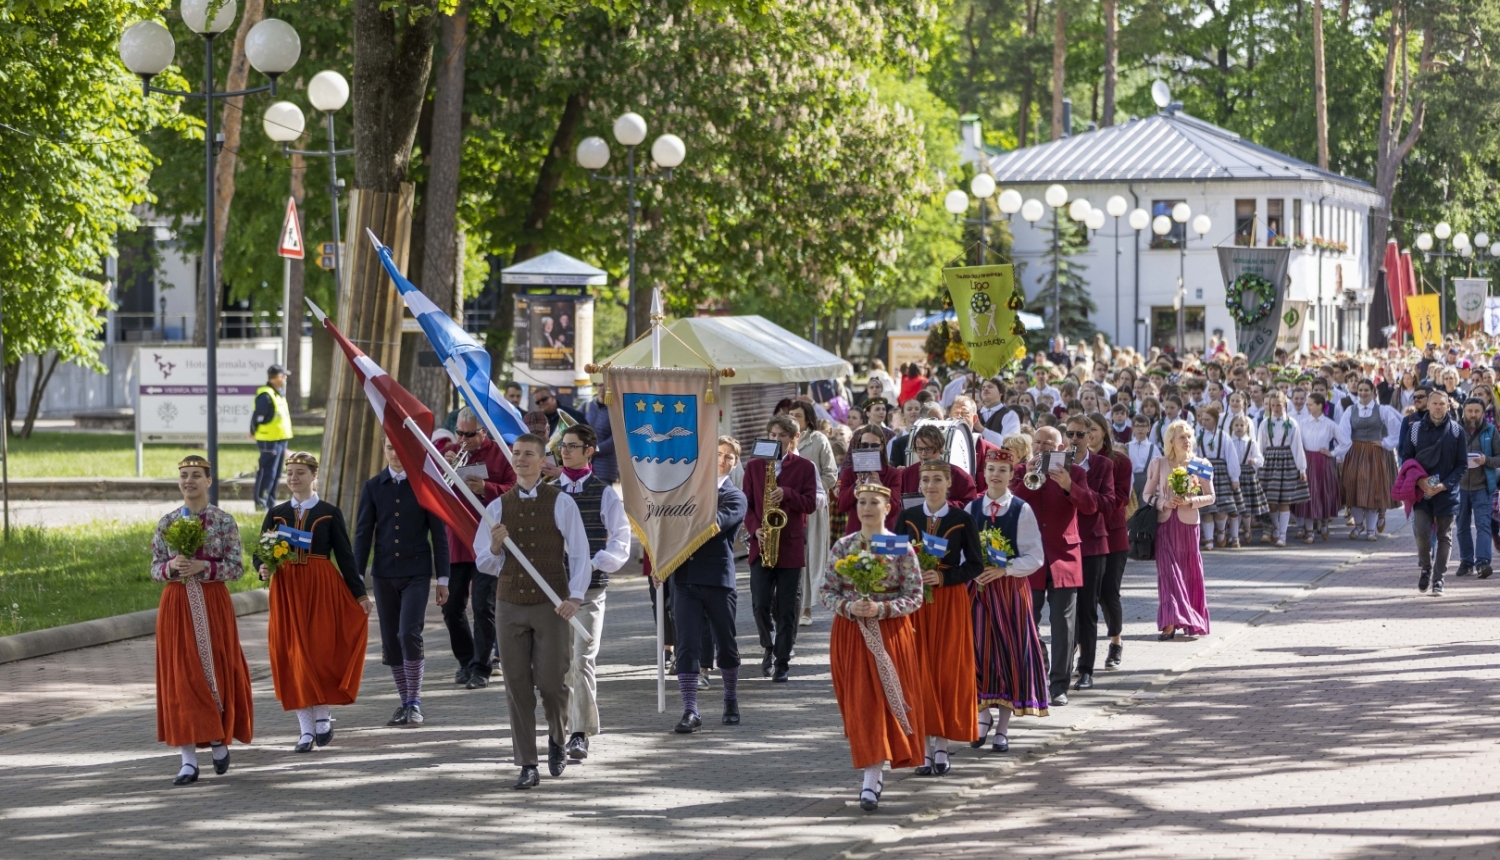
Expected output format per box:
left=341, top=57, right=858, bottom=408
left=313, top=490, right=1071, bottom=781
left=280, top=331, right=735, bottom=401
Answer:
left=1126, top=499, right=1160, bottom=561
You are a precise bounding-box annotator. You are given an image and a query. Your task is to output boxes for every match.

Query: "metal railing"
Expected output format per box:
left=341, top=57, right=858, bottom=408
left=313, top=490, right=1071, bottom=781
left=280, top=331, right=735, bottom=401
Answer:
left=107, top=311, right=313, bottom=343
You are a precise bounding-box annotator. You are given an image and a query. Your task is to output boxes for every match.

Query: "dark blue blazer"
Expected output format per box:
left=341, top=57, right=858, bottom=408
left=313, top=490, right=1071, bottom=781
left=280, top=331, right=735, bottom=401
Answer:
left=671, top=482, right=748, bottom=589
left=353, top=469, right=451, bottom=580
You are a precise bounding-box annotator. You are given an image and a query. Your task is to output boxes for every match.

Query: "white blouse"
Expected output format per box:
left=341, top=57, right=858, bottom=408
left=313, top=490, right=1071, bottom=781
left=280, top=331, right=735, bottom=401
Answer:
left=1257, top=415, right=1308, bottom=474
left=1193, top=426, right=1241, bottom=481
left=1230, top=434, right=1265, bottom=470
left=1298, top=415, right=1339, bottom=456
left=1332, top=399, right=1402, bottom=459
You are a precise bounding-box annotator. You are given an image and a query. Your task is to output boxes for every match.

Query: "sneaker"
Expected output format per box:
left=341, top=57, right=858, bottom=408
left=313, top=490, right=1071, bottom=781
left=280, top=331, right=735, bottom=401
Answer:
left=1457, top=563, right=1474, bottom=577
left=1432, top=578, right=1445, bottom=596
left=1479, top=564, right=1494, bottom=580
left=1418, top=570, right=1431, bottom=593
left=799, top=610, right=813, bottom=627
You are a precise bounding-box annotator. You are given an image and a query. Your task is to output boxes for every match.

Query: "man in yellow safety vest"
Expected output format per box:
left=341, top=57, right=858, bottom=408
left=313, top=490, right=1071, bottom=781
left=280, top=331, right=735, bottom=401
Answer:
left=250, top=363, right=294, bottom=510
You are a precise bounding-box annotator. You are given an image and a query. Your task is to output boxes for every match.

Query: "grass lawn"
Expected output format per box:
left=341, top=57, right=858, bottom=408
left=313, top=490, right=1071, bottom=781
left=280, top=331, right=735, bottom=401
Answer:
left=0, top=515, right=268, bottom=636
left=2, top=429, right=324, bottom=479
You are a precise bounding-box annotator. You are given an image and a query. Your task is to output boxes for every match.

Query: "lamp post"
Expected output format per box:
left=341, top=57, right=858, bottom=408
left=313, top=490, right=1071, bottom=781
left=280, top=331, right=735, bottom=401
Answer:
left=944, top=173, right=1013, bottom=264
left=1415, top=222, right=1463, bottom=336
left=1153, top=204, right=1211, bottom=354
left=576, top=113, right=686, bottom=343
left=264, top=70, right=353, bottom=317
left=1126, top=205, right=1150, bottom=350
left=1044, top=184, right=1069, bottom=340
left=120, top=1, right=302, bottom=504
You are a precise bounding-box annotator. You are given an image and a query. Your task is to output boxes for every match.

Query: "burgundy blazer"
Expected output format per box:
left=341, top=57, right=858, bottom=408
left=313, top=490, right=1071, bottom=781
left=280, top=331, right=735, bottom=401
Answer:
left=743, top=454, right=818, bottom=568
left=1107, top=451, right=1133, bottom=554
left=836, top=463, right=905, bottom=534
left=898, top=461, right=979, bottom=508
left=1012, top=463, right=1097, bottom=589
left=1077, top=451, right=1118, bottom=558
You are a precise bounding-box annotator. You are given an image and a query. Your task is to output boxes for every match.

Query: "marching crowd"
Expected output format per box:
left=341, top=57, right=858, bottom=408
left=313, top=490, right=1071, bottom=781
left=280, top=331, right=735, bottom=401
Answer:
left=146, top=331, right=1500, bottom=811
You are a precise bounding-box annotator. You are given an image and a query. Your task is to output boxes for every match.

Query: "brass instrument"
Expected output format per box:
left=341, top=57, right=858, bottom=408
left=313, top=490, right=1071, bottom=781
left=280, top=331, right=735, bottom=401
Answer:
left=444, top=445, right=473, bottom=486
left=1023, top=458, right=1046, bottom=490
left=757, top=459, right=789, bottom=566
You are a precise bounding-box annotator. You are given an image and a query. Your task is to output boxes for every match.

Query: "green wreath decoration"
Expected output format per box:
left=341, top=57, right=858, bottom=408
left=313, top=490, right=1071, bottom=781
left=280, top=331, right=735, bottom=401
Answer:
left=1227, top=272, right=1277, bottom=326
left=971, top=291, right=993, bottom=314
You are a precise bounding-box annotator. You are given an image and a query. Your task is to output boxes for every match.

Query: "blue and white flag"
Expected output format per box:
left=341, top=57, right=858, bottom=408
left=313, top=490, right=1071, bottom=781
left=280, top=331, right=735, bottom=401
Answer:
left=921, top=533, right=950, bottom=555
left=870, top=533, right=911, bottom=557
left=1186, top=460, right=1214, bottom=481
left=986, top=545, right=1009, bottom=567
left=367, top=230, right=527, bottom=444
left=276, top=524, right=313, bottom=550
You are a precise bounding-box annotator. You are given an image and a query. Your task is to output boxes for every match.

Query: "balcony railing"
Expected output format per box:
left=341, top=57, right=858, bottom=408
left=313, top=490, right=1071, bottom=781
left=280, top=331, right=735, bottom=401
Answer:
left=107, top=311, right=314, bottom=343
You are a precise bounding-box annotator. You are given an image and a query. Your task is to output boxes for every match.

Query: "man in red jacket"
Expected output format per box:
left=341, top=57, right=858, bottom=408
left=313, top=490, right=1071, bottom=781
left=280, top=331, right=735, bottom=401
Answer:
left=743, top=415, right=820, bottom=682
left=441, top=407, right=518, bottom=689
left=1013, top=425, right=1098, bottom=705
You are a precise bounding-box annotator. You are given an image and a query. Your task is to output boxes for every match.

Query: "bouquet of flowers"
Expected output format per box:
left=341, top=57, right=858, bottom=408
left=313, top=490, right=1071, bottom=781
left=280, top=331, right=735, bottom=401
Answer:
left=1167, top=466, right=1197, bottom=498
left=163, top=515, right=205, bottom=559
left=256, top=530, right=295, bottom=579
left=835, top=550, right=889, bottom=597
left=976, top=527, right=1014, bottom=594
left=913, top=539, right=942, bottom=604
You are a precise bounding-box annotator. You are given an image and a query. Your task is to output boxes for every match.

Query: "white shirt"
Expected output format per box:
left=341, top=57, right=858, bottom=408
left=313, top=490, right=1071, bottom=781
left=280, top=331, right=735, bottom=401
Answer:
left=557, top=472, right=632, bottom=575
left=1028, top=385, right=1063, bottom=406
left=941, top=375, right=969, bottom=408
left=387, top=468, right=406, bottom=484
left=979, top=402, right=1022, bottom=446
left=974, top=491, right=1044, bottom=578
left=1194, top=426, right=1240, bottom=482
left=1258, top=414, right=1308, bottom=473
left=1126, top=439, right=1159, bottom=475
left=1332, top=399, right=1402, bottom=458
left=472, top=481, right=594, bottom=600
left=1299, top=414, right=1338, bottom=455
left=1230, top=434, right=1264, bottom=469
left=290, top=492, right=320, bottom=515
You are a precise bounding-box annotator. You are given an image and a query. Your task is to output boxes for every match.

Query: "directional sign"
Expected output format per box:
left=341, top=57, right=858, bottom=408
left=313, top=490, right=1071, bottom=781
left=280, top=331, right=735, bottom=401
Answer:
left=277, top=197, right=305, bottom=259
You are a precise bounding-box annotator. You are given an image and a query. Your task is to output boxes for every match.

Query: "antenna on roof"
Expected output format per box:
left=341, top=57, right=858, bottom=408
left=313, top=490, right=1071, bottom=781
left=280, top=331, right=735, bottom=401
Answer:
left=1151, top=80, right=1172, bottom=110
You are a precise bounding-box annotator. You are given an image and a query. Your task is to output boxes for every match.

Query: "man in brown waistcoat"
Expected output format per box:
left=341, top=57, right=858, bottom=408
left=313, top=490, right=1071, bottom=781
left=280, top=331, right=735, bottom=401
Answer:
left=474, top=433, right=593, bottom=790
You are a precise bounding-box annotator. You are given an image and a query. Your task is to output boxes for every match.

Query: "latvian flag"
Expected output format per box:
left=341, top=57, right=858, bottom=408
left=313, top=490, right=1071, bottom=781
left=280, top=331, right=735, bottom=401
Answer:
left=313, top=300, right=480, bottom=550
left=870, top=533, right=910, bottom=557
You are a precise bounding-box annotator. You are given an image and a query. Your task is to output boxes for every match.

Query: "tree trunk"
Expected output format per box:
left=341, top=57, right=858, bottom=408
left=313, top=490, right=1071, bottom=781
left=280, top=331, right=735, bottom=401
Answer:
left=486, top=89, right=590, bottom=373
left=1051, top=3, right=1067, bottom=140
left=19, top=352, right=60, bottom=438
left=1102, top=0, right=1117, bottom=126
left=286, top=152, right=306, bottom=414
left=1340, top=0, right=1350, bottom=23
left=322, top=0, right=440, bottom=513
left=1313, top=0, right=1329, bottom=170
left=410, top=4, right=470, bottom=414
left=1368, top=9, right=1429, bottom=296
left=194, top=0, right=265, bottom=347
left=2, top=361, right=16, bottom=429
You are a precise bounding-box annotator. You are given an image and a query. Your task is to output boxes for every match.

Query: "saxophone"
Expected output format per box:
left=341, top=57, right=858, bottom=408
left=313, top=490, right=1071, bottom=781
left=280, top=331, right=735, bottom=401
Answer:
left=757, top=459, right=789, bottom=567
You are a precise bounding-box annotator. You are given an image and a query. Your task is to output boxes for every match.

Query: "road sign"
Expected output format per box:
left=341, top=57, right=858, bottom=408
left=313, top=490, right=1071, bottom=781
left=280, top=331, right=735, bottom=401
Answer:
left=318, top=241, right=342, bottom=270
left=277, top=197, right=305, bottom=259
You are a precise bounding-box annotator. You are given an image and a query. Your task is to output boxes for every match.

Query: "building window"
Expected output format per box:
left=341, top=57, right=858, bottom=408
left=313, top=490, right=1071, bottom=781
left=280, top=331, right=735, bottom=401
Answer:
left=1151, top=305, right=1206, bottom=353
left=1267, top=199, right=1284, bottom=245
left=1293, top=199, right=1303, bottom=242
left=1235, top=199, right=1256, bottom=246
left=1151, top=200, right=1185, bottom=249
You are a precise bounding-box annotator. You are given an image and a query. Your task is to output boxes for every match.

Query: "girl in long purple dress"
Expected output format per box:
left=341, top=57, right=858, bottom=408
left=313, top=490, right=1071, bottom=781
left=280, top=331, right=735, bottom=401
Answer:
left=1141, top=420, right=1215, bottom=640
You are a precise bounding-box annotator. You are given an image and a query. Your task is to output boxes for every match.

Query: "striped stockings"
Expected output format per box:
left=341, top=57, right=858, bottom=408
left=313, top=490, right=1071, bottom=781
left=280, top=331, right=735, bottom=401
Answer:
left=391, top=659, right=425, bottom=705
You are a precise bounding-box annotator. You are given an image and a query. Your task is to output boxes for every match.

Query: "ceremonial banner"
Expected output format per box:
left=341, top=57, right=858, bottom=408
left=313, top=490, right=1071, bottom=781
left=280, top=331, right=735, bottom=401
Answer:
left=1216, top=246, right=1290, bottom=366
left=1407, top=294, right=1442, bottom=347
left=1485, top=297, right=1500, bottom=336
left=942, top=264, right=1024, bottom=377
left=606, top=366, right=722, bottom=580
left=1454, top=278, right=1489, bottom=326
left=1382, top=240, right=1410, bottom=339
left=1276, top=301, right=1310, bottom=355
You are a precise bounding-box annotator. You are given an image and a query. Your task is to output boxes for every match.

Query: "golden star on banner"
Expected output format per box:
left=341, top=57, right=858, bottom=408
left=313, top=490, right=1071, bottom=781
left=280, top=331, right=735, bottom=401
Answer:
left=635, top=399, right=646, bottom=412
left=653, top=401, right=665, bottom=413
left=674, top=400, right=686, bottom=414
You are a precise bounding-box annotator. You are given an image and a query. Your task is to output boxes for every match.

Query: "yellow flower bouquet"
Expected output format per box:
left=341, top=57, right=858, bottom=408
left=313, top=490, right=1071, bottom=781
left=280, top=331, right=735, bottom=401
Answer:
left=256, top=530, right=295, bottom=579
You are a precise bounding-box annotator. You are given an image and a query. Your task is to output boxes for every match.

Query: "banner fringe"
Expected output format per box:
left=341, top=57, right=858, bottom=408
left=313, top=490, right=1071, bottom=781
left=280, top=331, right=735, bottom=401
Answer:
left=630, top=517, right=721, bottom=582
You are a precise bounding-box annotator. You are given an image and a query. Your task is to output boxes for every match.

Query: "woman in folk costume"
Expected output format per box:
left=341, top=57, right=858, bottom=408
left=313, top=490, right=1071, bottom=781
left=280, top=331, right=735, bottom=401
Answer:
left=1141, top=421, right=1215, bottom=640
left=1229, top=413, right=1268, bottom=546
left=895, top=460, right=983, bottom=776
left=153, top=455, right=254, bottom=786
left=964, top=448, right=1047, bottom=753
left=1256, top=390, right=1310, bottom=547
left=821, top=483, right=929, bottom=813
left=1192, top=403, right=1240, bottom=551
left=1334, top=378, right=1401, bottom=541
left=1292, top=392, right=1341, bottom=543
left=258, top=451, right=372, bottom=752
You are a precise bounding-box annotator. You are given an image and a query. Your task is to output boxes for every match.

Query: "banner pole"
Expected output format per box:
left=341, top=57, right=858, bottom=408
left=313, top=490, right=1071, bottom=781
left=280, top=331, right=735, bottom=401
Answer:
left=651, top=288, right=665, bottom=714
left=443, top=356, right=516, bottom=464
left=401, top=415, right=592, bottom=643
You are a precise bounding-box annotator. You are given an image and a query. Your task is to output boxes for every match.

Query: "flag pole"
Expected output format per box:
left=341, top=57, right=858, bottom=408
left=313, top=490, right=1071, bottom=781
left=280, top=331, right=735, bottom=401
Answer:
left=401, top=415, right=593, bottom=644
left=444, top=355, right=515, bottom=464
left=651, top=287, right=666, bottom=714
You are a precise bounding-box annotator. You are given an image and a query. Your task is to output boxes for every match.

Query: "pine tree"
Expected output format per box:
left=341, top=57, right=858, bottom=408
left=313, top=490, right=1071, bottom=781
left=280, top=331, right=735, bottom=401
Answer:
left=1028, top=210, right=1097, bottom=349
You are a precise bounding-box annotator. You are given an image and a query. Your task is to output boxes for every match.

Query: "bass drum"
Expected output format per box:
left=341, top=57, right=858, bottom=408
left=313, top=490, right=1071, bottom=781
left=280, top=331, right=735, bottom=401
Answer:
left=903, top=418, right=975, bottom=477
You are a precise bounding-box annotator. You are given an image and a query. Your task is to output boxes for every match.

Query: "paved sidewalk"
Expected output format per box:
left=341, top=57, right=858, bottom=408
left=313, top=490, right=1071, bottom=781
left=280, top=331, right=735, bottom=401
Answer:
left=0, top=524, right=1422, bottom=859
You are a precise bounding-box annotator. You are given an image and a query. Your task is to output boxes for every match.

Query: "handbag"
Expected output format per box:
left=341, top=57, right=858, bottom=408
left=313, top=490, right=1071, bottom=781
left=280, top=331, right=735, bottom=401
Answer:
left=1127, top=501, right=1160, bottom=561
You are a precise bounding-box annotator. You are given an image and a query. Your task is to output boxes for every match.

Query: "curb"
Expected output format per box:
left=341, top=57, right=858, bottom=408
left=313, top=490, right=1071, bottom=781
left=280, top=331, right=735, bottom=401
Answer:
left=0, top=587, right=270, bottom=665
left=1, top=477, right=288, bottom=502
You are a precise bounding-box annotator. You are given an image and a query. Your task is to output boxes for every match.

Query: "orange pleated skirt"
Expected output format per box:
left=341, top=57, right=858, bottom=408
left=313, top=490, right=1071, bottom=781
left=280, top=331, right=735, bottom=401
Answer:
left=268, top=557, right=368, bottom=711
left=911, top=582, right=979, bottom=743
left=156, top=581, right=254, bottom=747
left=830, top=614, right=928, bottom=769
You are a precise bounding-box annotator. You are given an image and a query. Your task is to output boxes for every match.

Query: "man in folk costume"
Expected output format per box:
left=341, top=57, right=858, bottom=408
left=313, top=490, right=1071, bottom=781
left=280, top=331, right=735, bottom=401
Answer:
left=1013, top=425, right=1098, bottom=706
left=671, top=436, right=750, bottom=733
left=152, top=455, right=254, bottom=785
left=551, top=422, right=631, bottom=760
left=977, top=376, right=1021, bottom=446
left=354, top=436, right=453, bottom=728
left=441, top=407, right=516, bottom=690
left=743, top=415, right=820, bottom=682
left=474, top=433, right=593, bottom=789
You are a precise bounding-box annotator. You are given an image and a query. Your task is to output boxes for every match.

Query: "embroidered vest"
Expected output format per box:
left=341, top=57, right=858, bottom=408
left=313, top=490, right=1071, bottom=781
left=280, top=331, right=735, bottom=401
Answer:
left=497, top=483, right=570, bottom=605
left=563, top=474, right=611, bottom=590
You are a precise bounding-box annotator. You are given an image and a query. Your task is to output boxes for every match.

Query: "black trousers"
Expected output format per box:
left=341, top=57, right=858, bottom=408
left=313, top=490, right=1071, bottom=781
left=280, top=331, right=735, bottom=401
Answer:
left=1031, top=578, right=1078, bottom=698
left=649, top=577, right=714, bottom=663
left=441, top=562, right=498, bottom=677
left=1076, top=554, right=1108, bottom=675
left=1100, top=549, right=1129, bottom=637
left=375, top=574, right=429, bottom=666
left=750, top=562, right=802, bottom=669
left=672, top=582, right=740, bottom=674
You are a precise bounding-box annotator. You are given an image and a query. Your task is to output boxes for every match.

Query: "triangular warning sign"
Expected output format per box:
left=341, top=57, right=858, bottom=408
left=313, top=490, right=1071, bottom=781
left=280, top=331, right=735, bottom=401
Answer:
left=277, top=196, right=305, bottom=259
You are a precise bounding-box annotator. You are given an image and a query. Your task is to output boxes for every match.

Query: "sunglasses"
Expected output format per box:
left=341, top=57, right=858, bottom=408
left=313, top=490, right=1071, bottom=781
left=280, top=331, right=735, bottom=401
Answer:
left=456, top=430, right=482, bottom=438
left=535, top=395, right=553, bottom=403
left=1066, top=430, right=1090, bottom=439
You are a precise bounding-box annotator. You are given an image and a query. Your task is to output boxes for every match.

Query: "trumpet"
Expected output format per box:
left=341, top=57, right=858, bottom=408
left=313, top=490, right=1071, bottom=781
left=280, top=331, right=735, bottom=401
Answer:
left=1023, top=456, right=1046, bottom=490
left=444, top=445, right=472, bottom=486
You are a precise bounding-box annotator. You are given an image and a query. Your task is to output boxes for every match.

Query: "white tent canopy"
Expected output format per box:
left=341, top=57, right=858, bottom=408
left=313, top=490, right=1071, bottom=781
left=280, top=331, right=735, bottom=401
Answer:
left=602, top=315, right=851, bottom=384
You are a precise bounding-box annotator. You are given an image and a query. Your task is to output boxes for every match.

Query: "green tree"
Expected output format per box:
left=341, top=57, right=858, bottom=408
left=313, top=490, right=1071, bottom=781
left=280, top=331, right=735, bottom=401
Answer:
left=1028, top=211, right=1095, bottom=346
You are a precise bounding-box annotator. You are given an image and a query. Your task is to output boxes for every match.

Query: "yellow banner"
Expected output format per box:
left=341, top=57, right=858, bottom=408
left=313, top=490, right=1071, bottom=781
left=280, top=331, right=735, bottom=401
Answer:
left=942, top=264, right=1025, bottom=377
left=1406, top=293, right=1441, bottom=348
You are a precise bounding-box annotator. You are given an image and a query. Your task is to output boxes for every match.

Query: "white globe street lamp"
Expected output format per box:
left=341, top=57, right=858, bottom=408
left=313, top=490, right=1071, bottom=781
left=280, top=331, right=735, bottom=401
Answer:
left=1086, top=209, right=1106, bottom=231
left=998, top=189, right=1023, bottom=215
left=181, top=0, right=237, bottom=33
left=613, top=112, right=648, bottom=146
left=944, top=190, right=969, bottom=215
left=970, top=173, right=996, bottom=199
left=119, top=21, right=175, bottom=76
left=1044, top=184, right=1069, bottom=208
left=1153, top=215, right=1173, bottom=235
left=307, top=70, right=350, bottom=112
left=1021, top=199, right=1044, bottom=223
left=1129, top=208, right=1151, bottom=231
left=1435, top=221, right=1452, bottom=241
left=1477, top=232, right=1491, bottom=249
left=1453, top=232, right=1471, bottom=252
left=1172, top=202, right=1191, bottom=224
left=262, top=101, right=304, bottom=142
left=1068, top=198, right=1092, bottom=222
left=651, top=134, right=686, bottom=169
left=244, top=19, right=300, bottom=76
left=1106, top=195, right=1128, bottom=218
left=1416, top=232, right=1434, bottom=251
left=1192, top=214, right=1212, bottom=237
left=576, top=136, right=610, bottom=171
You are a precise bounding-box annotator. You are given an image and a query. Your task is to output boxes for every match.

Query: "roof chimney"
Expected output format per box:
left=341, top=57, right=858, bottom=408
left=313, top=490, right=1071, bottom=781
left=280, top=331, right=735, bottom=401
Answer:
left=1062, top=98, right=1073, bottom=138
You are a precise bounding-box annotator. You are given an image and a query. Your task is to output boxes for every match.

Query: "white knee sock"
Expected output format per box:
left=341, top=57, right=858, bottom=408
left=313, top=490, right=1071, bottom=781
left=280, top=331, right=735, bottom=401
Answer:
left=179, top=745, right=198, bottom=767
left=862, top=763, right=884, bottom=791
left=1201, top=519, right=1214, bottom=542
left=1276, top=511, right=1291, bottom=539
left=1365, top=510, right=1379, bottom=532
left=313, top=704, right=332, bottom=733
left=296, top=707, right=315, bottom=737
left=1226, top=516, right=1240, bottom=541
left=995, top=708, right=1013, bottom=738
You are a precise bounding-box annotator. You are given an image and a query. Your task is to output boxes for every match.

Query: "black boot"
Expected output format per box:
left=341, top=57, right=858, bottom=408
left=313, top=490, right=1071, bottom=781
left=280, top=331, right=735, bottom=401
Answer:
left=1105, top=642, right=1123, bottom=668
left=1418, top=569, right=1431, bottom=593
